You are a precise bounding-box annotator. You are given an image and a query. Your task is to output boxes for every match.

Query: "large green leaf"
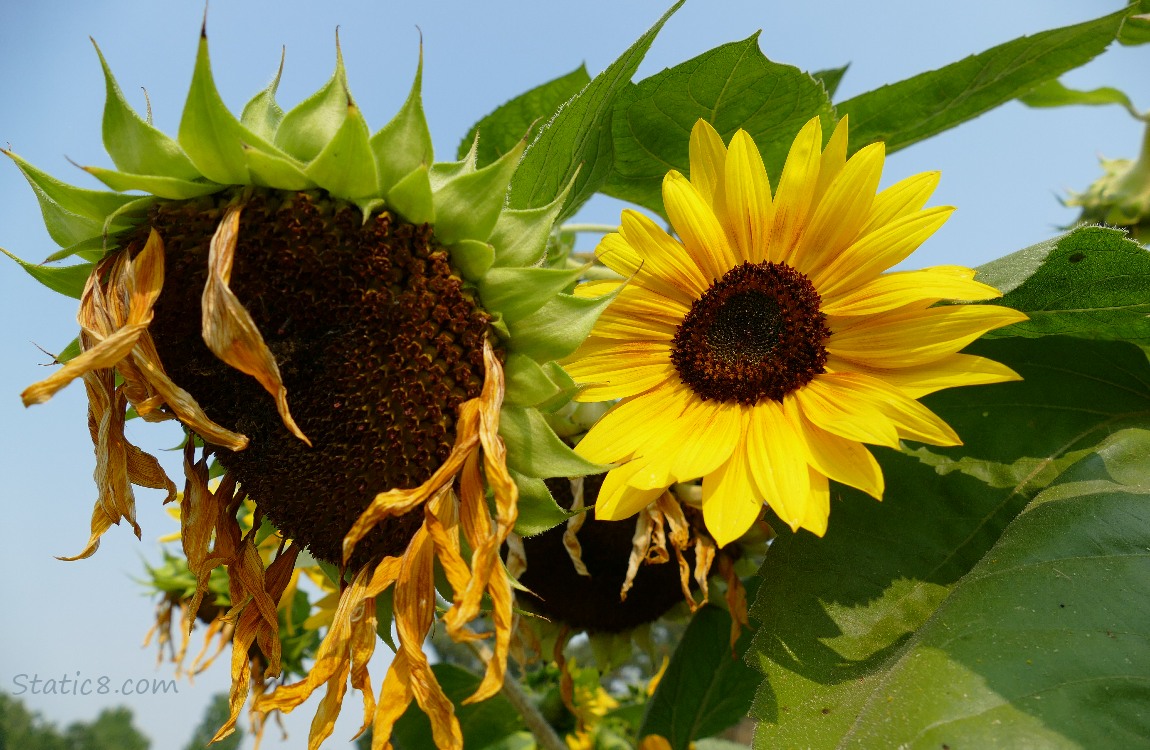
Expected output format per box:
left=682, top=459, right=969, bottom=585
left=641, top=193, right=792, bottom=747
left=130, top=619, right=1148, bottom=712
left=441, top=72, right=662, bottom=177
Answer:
left=390, top=663, right=524, bottom=750
left=640, top=605, right=761, bottom=749
left=507, top=0, right=685, bottom=219
left=838, top=6, right=1135, bottom=153
left=976, top=226, right=1150, bottom=344
left=458, top=65, right=591, bottom=169
left=748, top=335, right=1150, bottom=748
left=805, top=428, right=1150, bottom=748
left=1019, top=78, right=1143, bottom=118
left=601, top=34, right=835, bottom=217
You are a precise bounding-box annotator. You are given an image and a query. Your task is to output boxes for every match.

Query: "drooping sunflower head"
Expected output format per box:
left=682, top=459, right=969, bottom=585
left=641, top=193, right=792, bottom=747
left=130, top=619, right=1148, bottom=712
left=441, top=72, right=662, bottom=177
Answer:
left=565, top=116, right=1029, bottom=547
left=8, top=25, right=608, bottom=750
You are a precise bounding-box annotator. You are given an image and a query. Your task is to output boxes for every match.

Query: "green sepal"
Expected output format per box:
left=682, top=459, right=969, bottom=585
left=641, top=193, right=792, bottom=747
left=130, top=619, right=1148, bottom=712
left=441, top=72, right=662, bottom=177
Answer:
left=43, top=236, right=106, bottom=264
left=536, top=362, right=580, bottom=413
left=178, top=30, right=252, bottom=184
left=240, top=49, right=287, bottom=142
left=243, top=146, right=315, bottom=191
left=274, top=35, right=349, bottom=163
left=503, top=353, right=564, bottom=407
left=375, top=589, right=397, bottom=652
left=83, top=166, right=224, bottom=200
left=506, top=288, right=619, bottom=362
left=4, top=150, right=139, bottom=247
left=479, top=264, right=586, bottom=324
left=429, top=135, right=478, bottom=191
left=433, top=139, right=526, bottom=245
left=57, top=337, right=82, bottom=364
left=0, top=248, right=93, bottom=299
left=371, top=48, right=433, bottom=195
left=93, top=39, right=201, bottom=180
left=490, top=172, right=576, bottom=268
left=509, top=468, right=571, bottom=537
left=305, top=101, right=379, bottom=200
left=385, top=165, right=435, bottom=225
left=499, top=404, right=607, bottom=479
left=447, top=239, right=495, bottom=282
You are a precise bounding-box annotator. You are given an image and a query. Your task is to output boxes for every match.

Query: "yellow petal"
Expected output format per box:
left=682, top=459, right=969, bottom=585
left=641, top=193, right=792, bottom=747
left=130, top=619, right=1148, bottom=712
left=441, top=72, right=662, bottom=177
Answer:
left=786, top=397, right=883, bottom=499
left=822, top=265, right=1004, bottom=316
left=814, top=206, right=954, bottom=296
left=689, top=119, right=728, bottom=211
left=574, top=381, right=686, bottom=464
left=722, top=129, right=774, bottom=263
left=798, top=372, right=961, bottom=448
left=745, top=400, right=811, bottom=531
left=830, top=352, right=1022, bottom=399
left=791, top=141, right=884, bottom=277
left=663, top=170, right=737, bottom=281
left=595, top=461, right=666, bottom=521
left=811, top=115, right=849, bottom=206
left=597, top=211, right=710, bottom=304
left=700, top=432, right=765, bottom=547
left=627, top=397, right=744, bottom=489
left=565, top=341, right=676, bottom=402
left=827, top=304, right=1029, bottom=369
left=771, top=117, right=823, bottom=264
left=201, top=204, right=310, bottom=446
left=798, top=469, right=831, bottom=537
left=859, top=170, right=940, bottom=237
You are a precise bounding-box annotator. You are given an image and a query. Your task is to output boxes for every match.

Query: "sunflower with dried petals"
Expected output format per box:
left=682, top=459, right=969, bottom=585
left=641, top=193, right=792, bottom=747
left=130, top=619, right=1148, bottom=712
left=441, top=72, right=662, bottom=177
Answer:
left=564, top=116, right=1029, bottom=547
left=7, top=25, right=606, bottom=750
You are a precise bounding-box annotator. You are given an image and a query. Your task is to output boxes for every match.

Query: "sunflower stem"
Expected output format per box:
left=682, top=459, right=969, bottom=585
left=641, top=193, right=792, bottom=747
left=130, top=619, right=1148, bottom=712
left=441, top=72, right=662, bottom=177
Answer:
left=559, top=223, right=618, bottom=234
left=467, top=641, right=567, bottom=750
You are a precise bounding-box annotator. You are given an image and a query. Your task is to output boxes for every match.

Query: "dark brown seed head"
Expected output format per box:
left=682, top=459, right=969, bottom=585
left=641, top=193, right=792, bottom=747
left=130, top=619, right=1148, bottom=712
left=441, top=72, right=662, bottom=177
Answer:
left=671, top=261, right=830, bottom=405
left=134, top=188, right=490, bottom=567
left=514, top=475, right=692, bottom=633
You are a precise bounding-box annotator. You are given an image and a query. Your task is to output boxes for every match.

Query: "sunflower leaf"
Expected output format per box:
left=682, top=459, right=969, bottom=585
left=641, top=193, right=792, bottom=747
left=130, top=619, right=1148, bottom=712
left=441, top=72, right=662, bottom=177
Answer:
left=0, top=248, right=93, bottom=299
left=507, top=0, right=687, bottom=219
left=975, top=225, right=1150, bottom=345
left=274, top=36, right=349, bottom=163
left=769, top=429, right=1150, bottom=748
left=811, top=64, right=849, bottom=100
left=748, top=335, right=1150, bottom=748
left=1019, top=78, right=1142, bottom=117
left=640, top=605, right=760, bottom=750
left=458, top=64, right=591, bottom=169
left=372, top=50, right=434, bottom=195
left=839, top=6, right=1136, bottom=154
left=93, top=39, right=202, bottom=180
left=500, top=405, right=607, bottom=479
left=602, top=33, right=836, bottom=217
left=386, top=164, right=435, bottom=226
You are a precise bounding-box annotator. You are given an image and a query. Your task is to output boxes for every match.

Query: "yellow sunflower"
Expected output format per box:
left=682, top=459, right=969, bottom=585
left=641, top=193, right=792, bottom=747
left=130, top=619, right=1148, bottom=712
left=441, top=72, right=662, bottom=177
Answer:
left=565, top=116, right=1028, bottom=547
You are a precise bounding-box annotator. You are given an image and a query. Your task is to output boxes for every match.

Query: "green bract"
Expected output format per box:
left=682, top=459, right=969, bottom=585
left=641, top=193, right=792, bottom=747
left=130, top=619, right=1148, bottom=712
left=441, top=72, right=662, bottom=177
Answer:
left=4, top=25, right=608, bottom=533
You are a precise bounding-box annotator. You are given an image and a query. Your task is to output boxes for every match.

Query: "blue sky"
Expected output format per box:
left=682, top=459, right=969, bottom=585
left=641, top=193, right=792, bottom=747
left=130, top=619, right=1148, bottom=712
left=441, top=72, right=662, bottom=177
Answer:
left=0, top=2, right=1145, bottom=748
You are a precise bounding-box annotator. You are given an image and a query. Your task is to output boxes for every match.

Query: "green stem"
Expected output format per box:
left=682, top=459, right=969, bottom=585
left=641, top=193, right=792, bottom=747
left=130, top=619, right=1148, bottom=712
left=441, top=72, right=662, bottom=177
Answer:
left=560, top=223, right=618, bottom=234
left=467, top=641, right=567, bottom=750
